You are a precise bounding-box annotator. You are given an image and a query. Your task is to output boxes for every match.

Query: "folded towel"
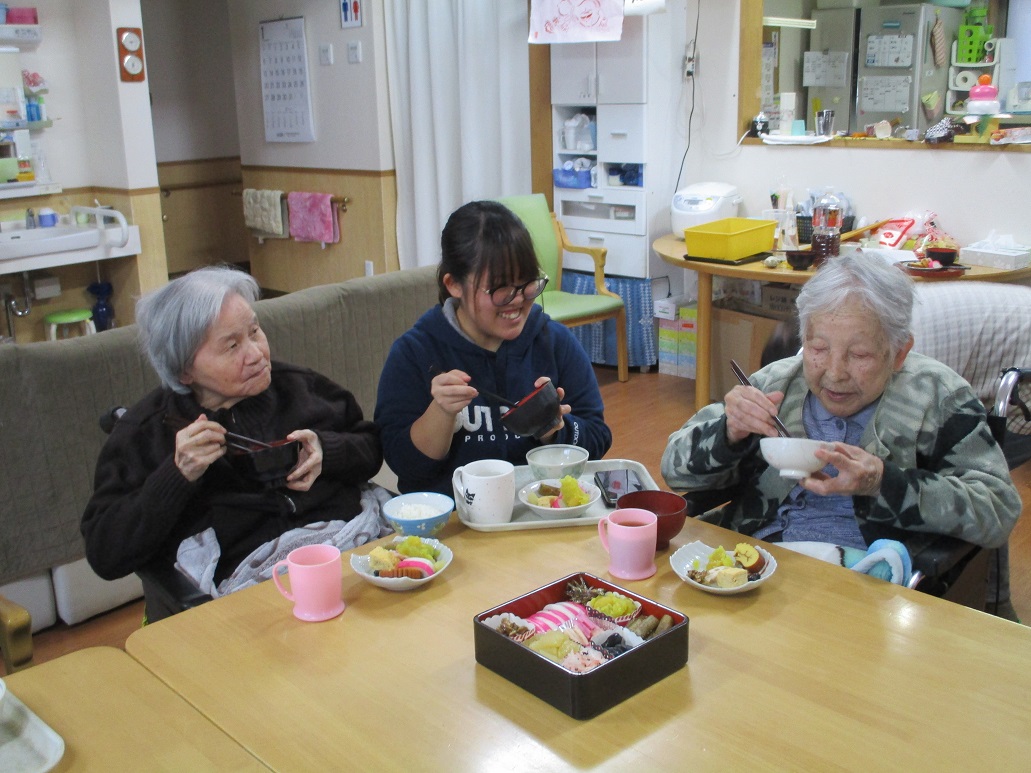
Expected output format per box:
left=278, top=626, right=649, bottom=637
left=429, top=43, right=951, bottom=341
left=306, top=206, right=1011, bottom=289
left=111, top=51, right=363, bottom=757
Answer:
left=780, top=539, right=913, bottom=586
left=242, top=188, right=286, bottom=236
left=287, top=191, right=339, bottom=245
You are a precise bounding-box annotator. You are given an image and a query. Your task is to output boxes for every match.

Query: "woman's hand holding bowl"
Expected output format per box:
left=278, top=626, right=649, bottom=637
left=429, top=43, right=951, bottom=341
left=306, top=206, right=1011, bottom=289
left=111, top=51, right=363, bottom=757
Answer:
left=724, top=385, right=786, bottom=445
left=800, top=442, right=883, bottom=497
left=285, top=429, right=323, bottom=491
left=174, top=414, right=228, bottom=482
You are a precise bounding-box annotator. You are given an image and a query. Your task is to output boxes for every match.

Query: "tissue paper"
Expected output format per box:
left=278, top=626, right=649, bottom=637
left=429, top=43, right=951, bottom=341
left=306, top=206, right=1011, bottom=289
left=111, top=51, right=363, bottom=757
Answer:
left=960, top=233, right=1031, bottom=270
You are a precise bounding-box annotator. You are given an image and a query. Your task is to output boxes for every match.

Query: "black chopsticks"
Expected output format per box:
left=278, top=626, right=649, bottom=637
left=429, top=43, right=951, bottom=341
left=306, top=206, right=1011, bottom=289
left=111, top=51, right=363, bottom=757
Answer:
left=162, top=415, right=273, bottom=452
left=729, top=359, right=792, bottom=438
left=427, top=365, right=518, bottom=408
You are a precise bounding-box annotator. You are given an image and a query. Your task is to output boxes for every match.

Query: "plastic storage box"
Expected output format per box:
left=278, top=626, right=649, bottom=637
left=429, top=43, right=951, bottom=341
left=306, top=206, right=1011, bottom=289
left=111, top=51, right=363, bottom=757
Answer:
left=553, top=168, right=593, bottom=189
left=683, top=217, right=776, bottom=260
left=473, top=572, right=688, bottom=719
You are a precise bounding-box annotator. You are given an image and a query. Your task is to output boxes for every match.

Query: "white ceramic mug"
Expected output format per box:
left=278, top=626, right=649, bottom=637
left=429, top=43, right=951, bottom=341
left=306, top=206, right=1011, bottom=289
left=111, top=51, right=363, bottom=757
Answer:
left=452, top=459, right=515, bottom=525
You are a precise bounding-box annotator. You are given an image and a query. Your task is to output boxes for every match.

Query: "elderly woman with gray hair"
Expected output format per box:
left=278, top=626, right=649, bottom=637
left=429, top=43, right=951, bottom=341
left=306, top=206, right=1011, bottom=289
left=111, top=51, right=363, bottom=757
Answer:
left=82, top=265, right=386, bottom=599
left=662, top=254, right=1019, bottom=562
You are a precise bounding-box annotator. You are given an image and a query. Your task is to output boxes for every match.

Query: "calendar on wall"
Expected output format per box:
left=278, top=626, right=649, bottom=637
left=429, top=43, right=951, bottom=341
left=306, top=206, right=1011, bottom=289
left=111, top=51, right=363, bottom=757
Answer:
left=259, top=17, right=316, bottom=143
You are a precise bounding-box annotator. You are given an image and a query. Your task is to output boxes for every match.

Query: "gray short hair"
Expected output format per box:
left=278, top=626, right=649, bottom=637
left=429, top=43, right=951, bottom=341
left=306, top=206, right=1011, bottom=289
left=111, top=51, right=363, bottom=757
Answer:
left=136, top=265, right=260, bottom=393
left=796, top=253, right=914, bottom=355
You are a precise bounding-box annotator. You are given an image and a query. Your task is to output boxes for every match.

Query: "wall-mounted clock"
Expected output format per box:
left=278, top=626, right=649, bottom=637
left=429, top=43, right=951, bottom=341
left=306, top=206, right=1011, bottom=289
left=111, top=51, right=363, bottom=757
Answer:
left=117, top=27, right=146, bottom=82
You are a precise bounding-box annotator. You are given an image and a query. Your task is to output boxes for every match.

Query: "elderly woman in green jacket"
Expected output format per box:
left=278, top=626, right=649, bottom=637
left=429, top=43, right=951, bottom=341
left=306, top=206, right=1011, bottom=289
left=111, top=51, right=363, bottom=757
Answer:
left=662, top=253, right=1019, bottom=552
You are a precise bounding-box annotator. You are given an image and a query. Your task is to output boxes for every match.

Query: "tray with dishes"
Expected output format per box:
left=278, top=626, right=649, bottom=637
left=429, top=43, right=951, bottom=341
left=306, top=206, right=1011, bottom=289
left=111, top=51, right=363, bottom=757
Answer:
left=0, top=678, right=65, bottom=773
left=900, top=261, right=970, bottom=279
left=457, top=459, right=657, bottom=532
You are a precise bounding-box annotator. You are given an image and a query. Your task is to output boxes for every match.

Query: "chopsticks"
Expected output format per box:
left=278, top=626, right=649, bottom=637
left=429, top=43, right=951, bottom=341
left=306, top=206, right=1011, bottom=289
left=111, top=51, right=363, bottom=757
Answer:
left=162, top=415, right=273, bottom=452
left=729, top=360, right=792, bottom=438
left=427, top=365, right=518, bottom=408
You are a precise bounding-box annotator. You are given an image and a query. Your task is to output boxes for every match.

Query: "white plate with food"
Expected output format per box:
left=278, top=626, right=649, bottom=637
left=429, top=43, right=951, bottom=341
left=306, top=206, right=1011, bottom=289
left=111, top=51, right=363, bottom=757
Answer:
left=350, top=536, right=453, bottom=591
left=670, top=540, right=777, bottom=595
left=517, top=476, right=601, bottom=520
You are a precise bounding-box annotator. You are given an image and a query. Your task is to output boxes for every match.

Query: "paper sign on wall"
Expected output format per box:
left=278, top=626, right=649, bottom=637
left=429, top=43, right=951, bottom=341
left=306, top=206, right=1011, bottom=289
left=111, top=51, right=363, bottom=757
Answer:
left=859, top=75, right=912, bottom=113
left=529, top=0, right=624, bottom=43
left=803, top=51, right=849, bottom=88
left=259, top=17, right=316, bottom=143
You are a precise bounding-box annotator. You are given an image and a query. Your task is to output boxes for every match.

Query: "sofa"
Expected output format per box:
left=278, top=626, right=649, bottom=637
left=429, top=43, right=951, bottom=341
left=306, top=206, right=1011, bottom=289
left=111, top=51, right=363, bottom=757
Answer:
left=0, top=266, right=439, bottom=660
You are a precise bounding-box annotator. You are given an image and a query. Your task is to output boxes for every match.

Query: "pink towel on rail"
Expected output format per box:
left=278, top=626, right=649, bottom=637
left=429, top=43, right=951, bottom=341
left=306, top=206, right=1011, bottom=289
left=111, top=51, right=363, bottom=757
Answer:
left=287, top=192, right=339, bottom=245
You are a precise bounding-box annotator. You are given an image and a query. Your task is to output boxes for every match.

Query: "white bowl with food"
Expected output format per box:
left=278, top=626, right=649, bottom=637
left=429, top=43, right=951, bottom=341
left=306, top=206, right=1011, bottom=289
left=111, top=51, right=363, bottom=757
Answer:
left=759, top=437, right=829, bottom=480
left=517, top=477, right=600, bottom=520
left=350, top=535, right=453, bottom=591
left=670, top=540, right=777, bottom=595
left=382, top=492, right=454, bottom=537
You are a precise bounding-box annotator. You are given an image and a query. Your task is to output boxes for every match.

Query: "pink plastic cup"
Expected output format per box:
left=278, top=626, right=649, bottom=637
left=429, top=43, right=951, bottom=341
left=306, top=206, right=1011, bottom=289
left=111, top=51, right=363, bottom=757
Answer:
left=598, top=508, right=657, bottom=580
left=272, top=544, right=345, bottom=622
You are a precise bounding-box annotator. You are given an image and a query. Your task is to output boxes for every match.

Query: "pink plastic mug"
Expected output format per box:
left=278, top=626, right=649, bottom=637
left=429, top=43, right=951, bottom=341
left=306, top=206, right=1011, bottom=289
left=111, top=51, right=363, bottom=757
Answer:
left=598, top=508, right=657, bottom=580
left=272, top=544, right=345, bottom=622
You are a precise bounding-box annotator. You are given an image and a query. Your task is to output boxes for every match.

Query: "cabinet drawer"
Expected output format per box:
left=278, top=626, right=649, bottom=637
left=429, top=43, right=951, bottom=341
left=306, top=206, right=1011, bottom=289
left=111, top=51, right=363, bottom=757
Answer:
left=562, top=229, right=647, bottom=279
left=554, top=188, right=646, bottom=236
left=596, top=105, right=645, bottom=162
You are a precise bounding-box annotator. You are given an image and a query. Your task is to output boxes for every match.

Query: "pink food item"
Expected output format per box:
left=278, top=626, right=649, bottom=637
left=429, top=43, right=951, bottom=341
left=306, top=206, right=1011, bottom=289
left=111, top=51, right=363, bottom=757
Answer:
left=560, top=647, right=607, bottom=673
left=397, top=557, right=435, bottom=577
left=526, top=601, right=589, bottom=633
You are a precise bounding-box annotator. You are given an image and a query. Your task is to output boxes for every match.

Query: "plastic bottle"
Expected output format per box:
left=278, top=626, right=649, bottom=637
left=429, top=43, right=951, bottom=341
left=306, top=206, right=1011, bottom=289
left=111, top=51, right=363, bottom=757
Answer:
left=812, top=188, right=844, bottom=259
left=36, top=96, right=46, bottom=122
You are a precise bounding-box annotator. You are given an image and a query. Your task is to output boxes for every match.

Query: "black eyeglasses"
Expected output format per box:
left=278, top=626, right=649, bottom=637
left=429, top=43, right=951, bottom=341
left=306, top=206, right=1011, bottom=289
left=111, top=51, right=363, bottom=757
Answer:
left=481, top=275, right=549, bottom=307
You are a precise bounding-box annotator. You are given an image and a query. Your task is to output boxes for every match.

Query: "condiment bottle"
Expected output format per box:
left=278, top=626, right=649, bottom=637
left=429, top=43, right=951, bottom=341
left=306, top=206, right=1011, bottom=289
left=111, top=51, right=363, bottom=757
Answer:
left=812, top=188, right=844, bottom=259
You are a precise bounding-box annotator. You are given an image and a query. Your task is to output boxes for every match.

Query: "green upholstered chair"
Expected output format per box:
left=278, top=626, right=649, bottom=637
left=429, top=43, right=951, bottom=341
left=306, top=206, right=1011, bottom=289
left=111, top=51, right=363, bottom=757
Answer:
left=498, top=194, right=629, bottom=382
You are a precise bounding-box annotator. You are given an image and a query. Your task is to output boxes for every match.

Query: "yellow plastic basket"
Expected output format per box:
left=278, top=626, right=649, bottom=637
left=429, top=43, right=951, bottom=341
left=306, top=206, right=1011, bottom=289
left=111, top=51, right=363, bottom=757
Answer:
left=683, top=217, right=777, bottom=260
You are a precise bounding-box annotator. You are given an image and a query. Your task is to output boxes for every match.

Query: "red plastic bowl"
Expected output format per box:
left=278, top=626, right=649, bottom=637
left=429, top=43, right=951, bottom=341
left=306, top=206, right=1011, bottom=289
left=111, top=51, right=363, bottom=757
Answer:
left=616, top=490, right=688, bottom=551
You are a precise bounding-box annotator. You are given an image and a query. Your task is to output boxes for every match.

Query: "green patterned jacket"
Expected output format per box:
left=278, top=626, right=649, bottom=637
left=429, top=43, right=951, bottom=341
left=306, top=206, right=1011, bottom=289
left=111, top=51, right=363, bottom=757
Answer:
left=661, top=353, right=1020, bottom=549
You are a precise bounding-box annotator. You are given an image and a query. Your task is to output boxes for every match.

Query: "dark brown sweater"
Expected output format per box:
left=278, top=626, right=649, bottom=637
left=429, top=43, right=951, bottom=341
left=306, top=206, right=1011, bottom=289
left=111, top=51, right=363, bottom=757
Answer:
left=81, top=362, right=381, bottom=583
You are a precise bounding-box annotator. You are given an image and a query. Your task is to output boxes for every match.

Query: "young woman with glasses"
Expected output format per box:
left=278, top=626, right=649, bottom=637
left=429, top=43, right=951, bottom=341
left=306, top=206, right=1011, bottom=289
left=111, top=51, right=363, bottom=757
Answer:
left=375, top=200, right=612, bottom=495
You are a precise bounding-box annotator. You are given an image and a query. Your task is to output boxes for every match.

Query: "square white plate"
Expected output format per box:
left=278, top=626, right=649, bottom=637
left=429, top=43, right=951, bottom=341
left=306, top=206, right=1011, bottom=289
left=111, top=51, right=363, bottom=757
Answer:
left=669, top=540, right=777, bottom=595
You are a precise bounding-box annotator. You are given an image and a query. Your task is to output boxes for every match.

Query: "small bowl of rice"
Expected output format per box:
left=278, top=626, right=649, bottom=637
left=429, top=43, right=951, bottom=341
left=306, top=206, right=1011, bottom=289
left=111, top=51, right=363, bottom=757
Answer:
left=382, top=492, right=455, bottom=537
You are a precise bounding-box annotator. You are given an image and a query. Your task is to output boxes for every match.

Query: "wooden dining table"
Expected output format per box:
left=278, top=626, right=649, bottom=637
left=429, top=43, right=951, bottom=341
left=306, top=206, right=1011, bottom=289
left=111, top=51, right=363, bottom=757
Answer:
left=1, top=646, right=268, bottom=772
left=125, top=514, right=1031, bottom=772
left=652, top=232, right=1031, bottom=411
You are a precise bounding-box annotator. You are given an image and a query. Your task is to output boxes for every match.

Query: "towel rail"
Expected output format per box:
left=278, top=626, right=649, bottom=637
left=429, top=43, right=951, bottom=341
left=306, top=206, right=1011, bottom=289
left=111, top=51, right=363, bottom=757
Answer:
left=232, top=189, right=349, bottom=213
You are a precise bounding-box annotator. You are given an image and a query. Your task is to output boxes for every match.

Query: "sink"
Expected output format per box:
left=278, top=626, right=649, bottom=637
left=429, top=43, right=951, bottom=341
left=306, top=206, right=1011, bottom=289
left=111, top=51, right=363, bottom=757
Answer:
left=0, top=226, right=101, bottom=261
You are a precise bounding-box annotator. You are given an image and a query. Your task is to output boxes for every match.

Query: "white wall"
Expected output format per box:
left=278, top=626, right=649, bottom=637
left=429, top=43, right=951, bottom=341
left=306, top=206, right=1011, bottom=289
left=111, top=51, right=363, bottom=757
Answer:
left=687, top=1, right=1031, bottom=248
left=226, top=0, right=393, bottom=171
left=143, top=0, right=240, bottom=162
left=16, top=0, right=155, bottom=190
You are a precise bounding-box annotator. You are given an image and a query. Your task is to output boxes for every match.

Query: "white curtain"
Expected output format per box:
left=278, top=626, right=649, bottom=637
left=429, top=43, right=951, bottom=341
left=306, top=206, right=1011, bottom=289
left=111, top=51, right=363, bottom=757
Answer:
left=384, top=1, right=532, bottom=269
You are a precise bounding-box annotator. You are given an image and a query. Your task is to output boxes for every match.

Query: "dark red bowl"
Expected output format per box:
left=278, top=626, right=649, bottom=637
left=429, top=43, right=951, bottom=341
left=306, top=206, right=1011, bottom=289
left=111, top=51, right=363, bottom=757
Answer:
left=501, top=381, right=561, bottom=439
left=228, top=438, right=300, bottom=488
left=616, top=490, right=688, bottom=551
left=925, top=246, right=958, bottom=266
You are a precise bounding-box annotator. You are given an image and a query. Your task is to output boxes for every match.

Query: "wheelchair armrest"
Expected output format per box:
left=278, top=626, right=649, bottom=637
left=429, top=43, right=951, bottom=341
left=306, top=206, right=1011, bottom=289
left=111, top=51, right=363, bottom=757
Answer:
left=906, top=533, right=981, bottom=580
left=136, top=564, right=214, bottom=623
left=680, top=486, right=740, bottom=517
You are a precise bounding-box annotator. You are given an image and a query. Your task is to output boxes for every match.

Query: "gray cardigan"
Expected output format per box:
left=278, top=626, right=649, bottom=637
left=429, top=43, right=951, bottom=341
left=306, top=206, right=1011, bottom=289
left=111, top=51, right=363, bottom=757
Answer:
left=661, top=353, right=1020, bottom=549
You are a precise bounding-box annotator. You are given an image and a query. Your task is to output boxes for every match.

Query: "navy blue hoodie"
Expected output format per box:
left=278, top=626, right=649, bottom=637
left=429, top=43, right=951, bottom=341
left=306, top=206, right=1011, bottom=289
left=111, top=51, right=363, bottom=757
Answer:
left=375, top=302, right=611, bottom=494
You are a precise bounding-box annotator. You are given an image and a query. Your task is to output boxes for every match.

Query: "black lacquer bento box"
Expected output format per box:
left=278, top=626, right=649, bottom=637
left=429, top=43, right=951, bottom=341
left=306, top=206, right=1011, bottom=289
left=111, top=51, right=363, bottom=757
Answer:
left=473, top=572, right=689, bottom=719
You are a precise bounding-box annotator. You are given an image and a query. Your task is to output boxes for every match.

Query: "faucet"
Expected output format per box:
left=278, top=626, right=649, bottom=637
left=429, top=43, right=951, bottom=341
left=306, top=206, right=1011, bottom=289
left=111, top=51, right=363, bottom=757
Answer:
left=25, top=208, right=36, bottom=229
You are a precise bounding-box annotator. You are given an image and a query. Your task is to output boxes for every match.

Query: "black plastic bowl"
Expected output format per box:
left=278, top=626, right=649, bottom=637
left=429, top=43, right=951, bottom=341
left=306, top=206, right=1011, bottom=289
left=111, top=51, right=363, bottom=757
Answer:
left=501, top=381, right=561, bottom=439
left=785, top=250, right=815, bottom=271
left=228, top=439, right=300, bottom=487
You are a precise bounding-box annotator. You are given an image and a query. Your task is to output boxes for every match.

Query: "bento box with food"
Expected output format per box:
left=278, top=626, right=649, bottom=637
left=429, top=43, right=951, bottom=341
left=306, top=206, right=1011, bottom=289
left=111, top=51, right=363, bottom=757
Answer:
left=473, top=572, right=688, bottom=719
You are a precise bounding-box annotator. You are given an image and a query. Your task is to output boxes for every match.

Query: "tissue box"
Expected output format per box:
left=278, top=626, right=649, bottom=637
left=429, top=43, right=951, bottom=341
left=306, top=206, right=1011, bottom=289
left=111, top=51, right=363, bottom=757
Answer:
left=959, top=245, right=1031, bottom=270
left=653, top=294, right=694, bottom=320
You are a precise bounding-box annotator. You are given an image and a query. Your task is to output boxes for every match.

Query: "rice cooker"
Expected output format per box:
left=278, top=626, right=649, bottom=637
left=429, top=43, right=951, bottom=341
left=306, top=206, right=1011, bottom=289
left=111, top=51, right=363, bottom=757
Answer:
left=671, top=182, right=742, bottom=239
